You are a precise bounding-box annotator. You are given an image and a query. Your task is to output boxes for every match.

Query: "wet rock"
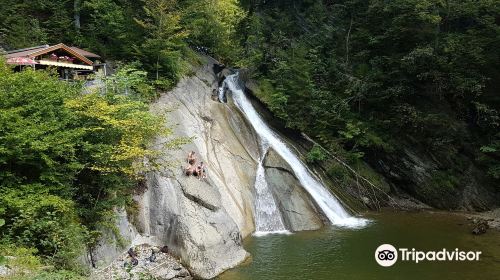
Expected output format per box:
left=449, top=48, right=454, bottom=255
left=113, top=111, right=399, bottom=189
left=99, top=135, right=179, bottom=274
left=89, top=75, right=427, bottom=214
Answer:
left=212, top=63, right=225, bottom=74
left=263, top=149, right=324, bottom=231
left=471, top=218, right=489, bottom=235
left=219, top=68, right=232, bottom=82
left=466, top=208, right=500, bottom=231
left=211, top=88, right=219, bottom=101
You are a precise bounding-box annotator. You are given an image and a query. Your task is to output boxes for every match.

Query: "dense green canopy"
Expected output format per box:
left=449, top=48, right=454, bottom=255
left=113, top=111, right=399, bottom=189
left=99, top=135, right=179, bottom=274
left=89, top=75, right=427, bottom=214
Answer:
left=0, top=0, right=499, bottom=277
left=0, top=59, right=184, bottom=276
left=236, top=0, right=500, bottom=195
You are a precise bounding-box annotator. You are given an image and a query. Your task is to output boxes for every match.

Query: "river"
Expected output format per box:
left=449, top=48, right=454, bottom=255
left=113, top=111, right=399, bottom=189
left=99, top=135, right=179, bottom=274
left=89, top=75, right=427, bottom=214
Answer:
left=218, top=211, right=500, bottom=280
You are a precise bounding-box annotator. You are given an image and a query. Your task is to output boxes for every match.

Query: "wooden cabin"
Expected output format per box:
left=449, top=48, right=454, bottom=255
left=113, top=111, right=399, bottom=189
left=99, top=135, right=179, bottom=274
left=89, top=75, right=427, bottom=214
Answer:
left=3, top=43, right=105, bottom=80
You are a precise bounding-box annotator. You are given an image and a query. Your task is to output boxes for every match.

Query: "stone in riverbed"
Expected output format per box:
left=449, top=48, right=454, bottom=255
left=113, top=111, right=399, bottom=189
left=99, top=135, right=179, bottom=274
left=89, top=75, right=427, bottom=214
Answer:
left=471, top=218, right=489, bottom=235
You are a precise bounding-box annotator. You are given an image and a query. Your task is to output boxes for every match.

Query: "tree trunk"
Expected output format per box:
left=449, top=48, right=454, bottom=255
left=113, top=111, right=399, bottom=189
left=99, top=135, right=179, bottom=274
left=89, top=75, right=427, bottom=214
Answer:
left=345, top=15, right=353, bottom=66
left=156, top=54, right=160, bottom=80
left=74, top=0, right=81, bottom=30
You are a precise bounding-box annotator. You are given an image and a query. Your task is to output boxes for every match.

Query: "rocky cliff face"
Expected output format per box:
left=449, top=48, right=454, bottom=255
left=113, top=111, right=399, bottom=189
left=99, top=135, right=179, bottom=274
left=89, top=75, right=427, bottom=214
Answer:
left=88, top=58, right=335, bottom=279
left=366, top=147, right=498, bottom=211
left=97, top=59, right=324, bottom=278
left=263, top=149, right=324, bottom=231
left=132, top=60, right=257, bottom=279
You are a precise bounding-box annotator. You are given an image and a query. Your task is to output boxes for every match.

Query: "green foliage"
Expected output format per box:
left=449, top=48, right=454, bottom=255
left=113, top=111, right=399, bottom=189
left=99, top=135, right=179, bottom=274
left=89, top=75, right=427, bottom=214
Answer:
left=1, top=188, right=86, bottom=268
left=0, top=243, right=86, bottom=279
left=0, top=0, right=243, bottom=276
left=237, top=0, right=500, bottom=186
left=480, top=133, right=500, bottom=180
left=0, top=61, right=183, bottom=271
left=30, top=270, right=87, bottom=280
left=182, top=0, right=246, bottom=64
left=133, top=0, right=190, bottom=83
left=0, top=207, right=5, bottom=228
left=0, top=0, right=70, bottom=48
left=0, top=0, right=246, bottom=89
left=103, top=64, right=156, bottom=101
left=256, top=79, right=288, bottom=119
left=0, top=245, right=43, bottom=279
left=327, top=164, right=349, bottom=184
left=81, top=0, right=142, bottom=58
left=305, top=145, right=327, bottom=164
left=430, top=170, right=460, bottom=190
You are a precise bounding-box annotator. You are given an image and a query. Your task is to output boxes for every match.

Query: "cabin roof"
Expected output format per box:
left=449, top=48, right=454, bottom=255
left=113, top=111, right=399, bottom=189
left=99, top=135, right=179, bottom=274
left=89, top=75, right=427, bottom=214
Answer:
left=5, top=45, right=49, bottom=59
left=70, top=46, right=101, bottom=58
left=4, top=43, right=97, bottom=65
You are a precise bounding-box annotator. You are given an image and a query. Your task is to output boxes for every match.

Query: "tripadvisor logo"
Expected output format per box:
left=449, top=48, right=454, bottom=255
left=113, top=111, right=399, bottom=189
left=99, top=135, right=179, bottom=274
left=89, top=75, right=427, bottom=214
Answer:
left=375, top=244, right=482, bottom=267
left=375, top=244, right=398, bottom=267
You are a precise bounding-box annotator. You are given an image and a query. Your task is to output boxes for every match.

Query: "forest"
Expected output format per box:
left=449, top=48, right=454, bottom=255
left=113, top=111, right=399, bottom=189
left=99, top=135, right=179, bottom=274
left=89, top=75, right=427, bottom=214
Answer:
left=0, top=0, right=499, bottom=278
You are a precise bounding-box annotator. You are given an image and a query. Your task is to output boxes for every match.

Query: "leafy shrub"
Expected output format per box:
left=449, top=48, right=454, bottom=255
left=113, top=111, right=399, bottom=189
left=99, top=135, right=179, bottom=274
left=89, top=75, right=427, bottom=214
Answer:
left=306, top=145, right=327, bottom=164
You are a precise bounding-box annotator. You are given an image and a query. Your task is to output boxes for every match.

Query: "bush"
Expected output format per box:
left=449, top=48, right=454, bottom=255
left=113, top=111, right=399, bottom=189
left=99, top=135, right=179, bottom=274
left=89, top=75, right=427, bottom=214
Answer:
left=1, top=187, right=86, bottom=268
left=306, top=145, right=327, bottom=164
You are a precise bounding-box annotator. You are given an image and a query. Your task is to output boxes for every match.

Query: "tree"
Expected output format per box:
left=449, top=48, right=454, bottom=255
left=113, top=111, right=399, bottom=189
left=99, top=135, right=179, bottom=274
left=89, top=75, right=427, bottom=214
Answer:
left=0, top=59, right=184, bottom=268
left=133, top=0, right=189, bottom=85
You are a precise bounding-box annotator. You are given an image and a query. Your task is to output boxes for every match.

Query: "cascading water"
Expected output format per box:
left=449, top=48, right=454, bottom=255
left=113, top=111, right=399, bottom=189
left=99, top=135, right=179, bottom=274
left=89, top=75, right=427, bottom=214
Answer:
left=221, top=77, right=288, bottom=235
left=222, top=73, right=368, bottom=229
left=218, top=84, right=226, bottom=102
left=253, top=149, right=288, bottom=235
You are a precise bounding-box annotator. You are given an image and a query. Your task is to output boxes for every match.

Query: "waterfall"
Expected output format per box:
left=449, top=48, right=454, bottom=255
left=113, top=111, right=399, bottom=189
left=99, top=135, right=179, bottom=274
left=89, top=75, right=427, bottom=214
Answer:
left=253, top=152, right=288, bottom=235
left=223, top=73, right=368, bottom=229
left=218, top=83, right=226, bottom=102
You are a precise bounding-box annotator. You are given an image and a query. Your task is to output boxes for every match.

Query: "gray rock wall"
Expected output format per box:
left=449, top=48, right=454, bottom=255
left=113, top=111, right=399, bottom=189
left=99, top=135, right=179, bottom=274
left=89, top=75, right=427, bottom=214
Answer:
left=263, top=149, right=325, bottom=231
left=134, top=60, right=258, bottom=278
left=92, top=58, right=329, bottom=279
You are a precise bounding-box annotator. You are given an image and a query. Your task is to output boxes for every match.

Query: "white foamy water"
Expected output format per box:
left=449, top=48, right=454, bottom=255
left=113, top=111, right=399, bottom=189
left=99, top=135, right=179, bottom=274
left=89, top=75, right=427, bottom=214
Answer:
left=224, top=73, right=368, bottom=229
left=253, top=149, right=289, bottom=235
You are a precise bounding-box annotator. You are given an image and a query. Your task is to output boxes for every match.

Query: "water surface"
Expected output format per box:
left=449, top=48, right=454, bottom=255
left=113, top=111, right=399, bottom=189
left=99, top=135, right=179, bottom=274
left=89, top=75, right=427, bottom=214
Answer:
left=218, top=211, right=500, bottom=280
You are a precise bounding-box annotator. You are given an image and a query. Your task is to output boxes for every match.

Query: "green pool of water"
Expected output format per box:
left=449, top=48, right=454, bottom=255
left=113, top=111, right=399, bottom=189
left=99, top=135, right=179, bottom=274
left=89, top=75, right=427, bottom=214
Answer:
left=218, top=211, right=500, bottom=280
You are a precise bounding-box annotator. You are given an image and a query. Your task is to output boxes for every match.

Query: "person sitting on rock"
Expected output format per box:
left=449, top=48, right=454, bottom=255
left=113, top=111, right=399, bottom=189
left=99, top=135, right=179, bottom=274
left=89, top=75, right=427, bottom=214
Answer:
left=147, top=249, right=156, bottom=263
left=128, top=248, right=137, bottom=259
left=124, top=248, right=139, bottom=267
left=185, top=164, right=195, bottom=176
left=131, top=257, right=138, bottom=267
left=187, top=151, right=196, bottom=165
left=192, top=165, right=199, bottom=178
left=198, top=162, right=207, bottom=179
left=160, top=246, right=169, bottom=254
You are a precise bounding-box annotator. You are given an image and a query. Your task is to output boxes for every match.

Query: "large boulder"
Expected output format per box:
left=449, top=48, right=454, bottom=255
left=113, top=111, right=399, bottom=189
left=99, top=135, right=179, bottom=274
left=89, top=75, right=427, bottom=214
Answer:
left=83, top=208, right=138, bottom=268
left=263, top=149, right=324, bottom=231
left=133, top=173, right=248, bottom=279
